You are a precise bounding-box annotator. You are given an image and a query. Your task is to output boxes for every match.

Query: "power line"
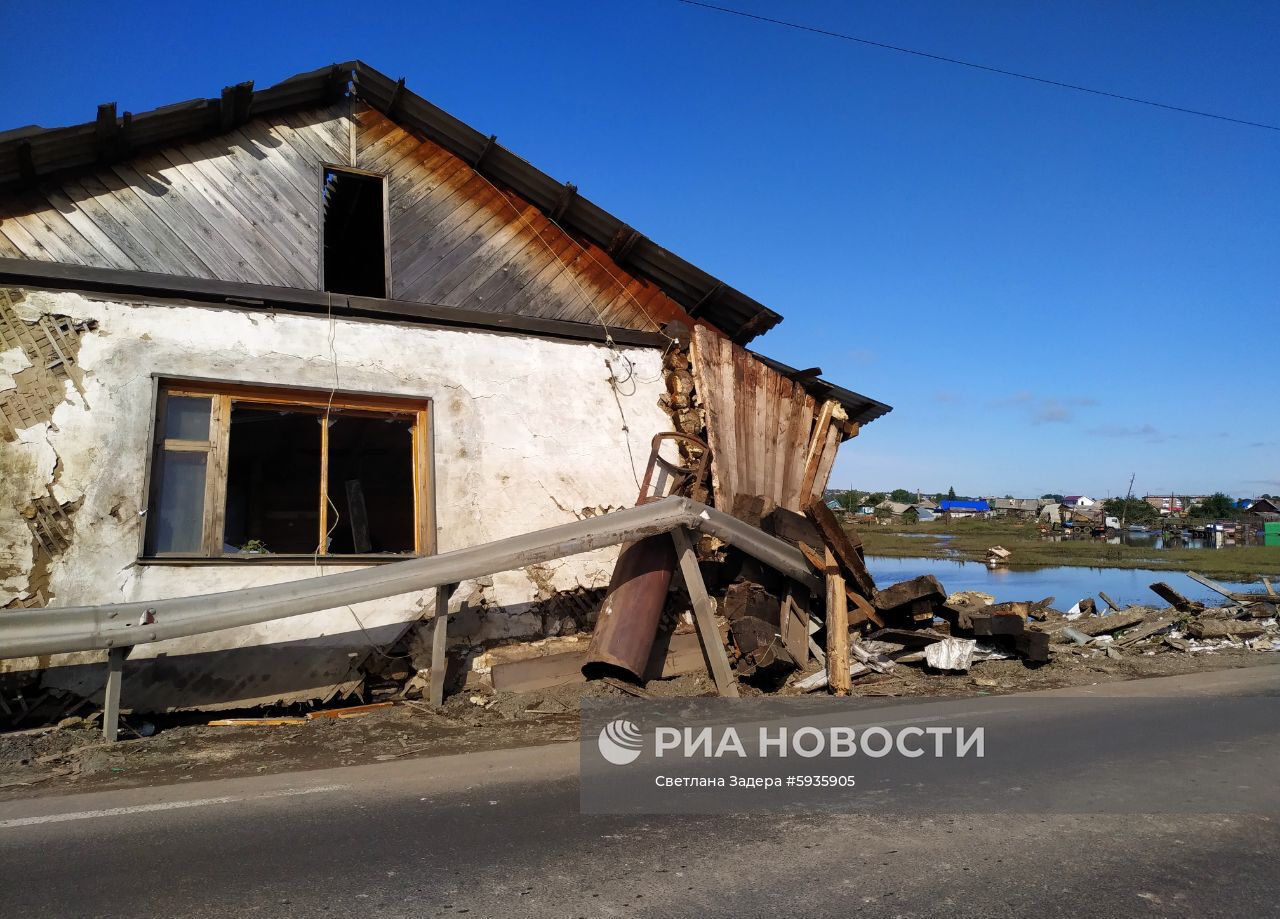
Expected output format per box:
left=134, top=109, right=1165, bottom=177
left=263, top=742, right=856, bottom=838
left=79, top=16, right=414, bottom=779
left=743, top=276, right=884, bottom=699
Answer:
left=676, top=0, right=1280, bottom=132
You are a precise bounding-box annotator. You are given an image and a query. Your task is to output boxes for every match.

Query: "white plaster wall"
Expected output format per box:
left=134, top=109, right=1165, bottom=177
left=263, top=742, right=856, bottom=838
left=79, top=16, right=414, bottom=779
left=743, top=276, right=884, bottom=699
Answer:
left=1, top=290, right=670, bottom=671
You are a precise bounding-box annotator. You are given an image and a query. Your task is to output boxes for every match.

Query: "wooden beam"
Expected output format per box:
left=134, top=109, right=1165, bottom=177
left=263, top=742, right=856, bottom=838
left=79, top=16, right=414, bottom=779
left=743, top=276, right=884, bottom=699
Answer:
left=1186, top=571, right=1239, bottom=601
left=472, top=133, right=497, bottom=169
left=1149, top=581, right=1202, bottom=612
left=118, top=112, right=133, bottom=158
left=799, top=401, right=837, bottom=501
left=824, top=548, right=850, bottom=695
left=219, top=81, right=255, bottom=132
left=796, top=540, right=825, bottom=573
left=387, top=77, right=407, bottom=116
left=806, top=499, right=876, bottom=597
left=780, top=593, right=809, bottom=665
left=0, top=257, right=667, bottom=349
left=671, top=527, right=738, bottom=697
left=689, top=282, right=725, bottom=318
left=1186, top=571, right=1275, bottom=604
left=1098, top=591, right=1125, bottom=612
left=94, top=102, right=118, bottom=160
left=608, top=225, right=643, bottom=263
left=201, top=394, right=230, bottom=556
left=317, top=413, right=331, bottom=553
left=846, top=589, right=883, bottom=628
left=550, top=182, right=578, bottom=221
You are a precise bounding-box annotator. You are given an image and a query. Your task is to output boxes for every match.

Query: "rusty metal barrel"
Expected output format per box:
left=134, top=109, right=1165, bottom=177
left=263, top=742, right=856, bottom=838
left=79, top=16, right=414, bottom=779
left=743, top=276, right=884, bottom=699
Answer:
left=582, top=533, right=676, bottom=680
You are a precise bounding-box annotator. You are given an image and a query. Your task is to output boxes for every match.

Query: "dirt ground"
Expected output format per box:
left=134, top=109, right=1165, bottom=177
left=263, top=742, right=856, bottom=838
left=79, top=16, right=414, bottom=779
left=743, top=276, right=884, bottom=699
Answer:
left=3, top=643, right=1277, bottom=803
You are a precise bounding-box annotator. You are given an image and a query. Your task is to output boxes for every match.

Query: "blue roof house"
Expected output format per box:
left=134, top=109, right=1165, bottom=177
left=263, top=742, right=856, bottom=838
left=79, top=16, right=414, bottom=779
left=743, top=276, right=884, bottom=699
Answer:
left=939, top=500, right=990, bottom=517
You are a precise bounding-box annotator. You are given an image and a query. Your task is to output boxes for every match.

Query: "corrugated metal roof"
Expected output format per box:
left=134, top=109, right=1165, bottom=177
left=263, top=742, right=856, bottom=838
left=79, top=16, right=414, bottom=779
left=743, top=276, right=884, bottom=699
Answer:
left=0, top=61, right=783, bottom=344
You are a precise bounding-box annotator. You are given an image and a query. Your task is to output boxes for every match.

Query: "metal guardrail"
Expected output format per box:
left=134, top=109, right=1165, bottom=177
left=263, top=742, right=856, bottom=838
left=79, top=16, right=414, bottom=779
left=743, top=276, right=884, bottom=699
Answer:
left=0, top=498, right=815, bottom=659
left=0, top=498, right=818, bottom=738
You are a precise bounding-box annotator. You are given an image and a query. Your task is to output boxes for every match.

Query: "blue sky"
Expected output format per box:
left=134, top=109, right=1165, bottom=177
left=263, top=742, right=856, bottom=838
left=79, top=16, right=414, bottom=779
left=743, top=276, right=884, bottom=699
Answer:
left=3, top=2, right=1276, bottom=499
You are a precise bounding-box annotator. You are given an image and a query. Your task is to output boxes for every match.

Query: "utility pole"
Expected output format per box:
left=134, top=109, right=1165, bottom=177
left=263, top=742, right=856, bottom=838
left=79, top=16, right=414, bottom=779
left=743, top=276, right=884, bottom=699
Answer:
left=1120, top=473, right=1135, bottom=528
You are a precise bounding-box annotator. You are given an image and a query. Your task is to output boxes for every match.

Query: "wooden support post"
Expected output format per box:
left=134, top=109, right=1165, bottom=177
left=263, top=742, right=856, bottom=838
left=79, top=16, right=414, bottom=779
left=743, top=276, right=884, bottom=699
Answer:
left=671, top=527, right=738, bottom=698
left=1099, top=591, right=1124, bottom=613
left=824, top=548, right=850, bottom=696
left=102, top=645, right=126, bottom=742
left=429, top=584, right=456, bottom=707
left=1263, top=577, right=1276, bottom=598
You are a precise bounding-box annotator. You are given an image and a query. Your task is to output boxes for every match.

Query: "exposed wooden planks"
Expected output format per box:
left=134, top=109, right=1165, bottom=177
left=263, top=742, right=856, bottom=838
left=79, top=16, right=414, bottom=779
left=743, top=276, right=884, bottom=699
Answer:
left=0, top=101, right=695, bottom=332
left=0, top=103, right=346, bottom=286
left=691, top=325, right=841, bottom=515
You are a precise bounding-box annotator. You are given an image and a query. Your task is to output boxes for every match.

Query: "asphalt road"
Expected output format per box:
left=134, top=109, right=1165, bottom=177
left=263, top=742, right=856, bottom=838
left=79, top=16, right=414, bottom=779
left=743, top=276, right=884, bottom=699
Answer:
left=3, top=666, right=1280, bottom=918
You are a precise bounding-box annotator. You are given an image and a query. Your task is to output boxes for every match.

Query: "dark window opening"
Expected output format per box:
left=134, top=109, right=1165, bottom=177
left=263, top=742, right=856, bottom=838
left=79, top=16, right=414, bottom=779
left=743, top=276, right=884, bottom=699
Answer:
left=223, top=405, right=323, bottom=554
left=144, top=384, right=430, bottom=560
left=322, top=168, right=387, bottom=298
left=324, top=413, right=416, bottom=554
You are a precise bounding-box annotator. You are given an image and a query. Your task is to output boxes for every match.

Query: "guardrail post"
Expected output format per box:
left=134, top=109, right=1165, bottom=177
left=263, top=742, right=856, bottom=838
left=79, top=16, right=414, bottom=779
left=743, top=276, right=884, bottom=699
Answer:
left=102, top=645, right=127, bottom=742
left=429, top=583, right=457, bottom=707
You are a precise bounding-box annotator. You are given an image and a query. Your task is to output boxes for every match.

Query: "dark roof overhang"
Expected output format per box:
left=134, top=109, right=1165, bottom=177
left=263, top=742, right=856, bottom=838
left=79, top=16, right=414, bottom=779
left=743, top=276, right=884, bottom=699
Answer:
left=0, top=61, right=782, bottom=345
left=749, top=351, right=891, bottom=427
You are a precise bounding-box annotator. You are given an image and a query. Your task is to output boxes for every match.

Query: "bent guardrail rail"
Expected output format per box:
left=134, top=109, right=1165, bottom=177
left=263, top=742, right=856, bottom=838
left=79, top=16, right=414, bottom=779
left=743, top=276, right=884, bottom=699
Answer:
left=0, top=497, right=818, bottom=739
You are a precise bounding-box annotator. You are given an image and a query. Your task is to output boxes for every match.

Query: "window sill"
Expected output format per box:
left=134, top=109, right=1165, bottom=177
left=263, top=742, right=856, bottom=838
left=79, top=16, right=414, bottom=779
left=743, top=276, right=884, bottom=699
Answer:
left=137, top=554, right=422, bottom=566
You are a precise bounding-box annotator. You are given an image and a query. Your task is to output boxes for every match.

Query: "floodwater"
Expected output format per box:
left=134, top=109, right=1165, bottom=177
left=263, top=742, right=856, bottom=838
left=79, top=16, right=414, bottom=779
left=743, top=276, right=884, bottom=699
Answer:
left=1050, top=531, right=1263, bottom=550
left=865, top=556, right=1262, bottom=609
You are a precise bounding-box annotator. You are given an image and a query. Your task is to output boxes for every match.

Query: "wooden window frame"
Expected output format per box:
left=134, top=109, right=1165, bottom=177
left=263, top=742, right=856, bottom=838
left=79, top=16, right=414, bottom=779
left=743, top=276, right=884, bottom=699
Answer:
left=142, top=378, right=435, bottom=563
left=318, top=164, right=392, bottom=298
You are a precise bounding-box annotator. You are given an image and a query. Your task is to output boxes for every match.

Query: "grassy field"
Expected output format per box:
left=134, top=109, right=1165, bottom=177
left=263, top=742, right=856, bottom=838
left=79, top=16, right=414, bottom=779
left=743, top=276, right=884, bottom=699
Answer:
left=857, top=518, right=1280, bottom=582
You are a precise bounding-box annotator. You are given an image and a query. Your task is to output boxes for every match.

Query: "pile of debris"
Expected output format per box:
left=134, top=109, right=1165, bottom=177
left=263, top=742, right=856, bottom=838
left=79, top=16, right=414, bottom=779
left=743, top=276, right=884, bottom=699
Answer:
left=575, top=495, right=1058, bottom=698
left=1041, top=576, right=1280, bottom=660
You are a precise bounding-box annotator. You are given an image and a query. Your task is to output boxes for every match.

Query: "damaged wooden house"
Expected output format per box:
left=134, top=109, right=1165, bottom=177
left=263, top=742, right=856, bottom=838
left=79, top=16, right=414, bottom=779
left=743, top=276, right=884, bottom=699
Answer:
left=0, top=61, right=891, bottom=723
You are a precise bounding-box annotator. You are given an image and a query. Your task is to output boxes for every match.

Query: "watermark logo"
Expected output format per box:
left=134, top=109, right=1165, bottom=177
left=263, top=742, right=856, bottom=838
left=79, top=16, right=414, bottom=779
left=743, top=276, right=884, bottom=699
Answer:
left=597, top=719, right=644, bottom=765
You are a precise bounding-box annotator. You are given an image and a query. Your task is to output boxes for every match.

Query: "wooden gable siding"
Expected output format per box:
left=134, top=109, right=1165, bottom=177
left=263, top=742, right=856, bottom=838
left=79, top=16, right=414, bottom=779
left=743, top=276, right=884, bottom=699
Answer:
left=352, top=106, right=687, bottom=332
left=691, top=325, right=846, bottom=515
left=0, top=102, right=352, bottom=289
left=0, top=102, right=693, bottom=334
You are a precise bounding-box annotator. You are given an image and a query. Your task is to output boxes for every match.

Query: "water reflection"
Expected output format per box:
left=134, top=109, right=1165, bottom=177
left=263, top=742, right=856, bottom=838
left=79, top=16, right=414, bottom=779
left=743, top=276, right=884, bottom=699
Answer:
left=866, top=556, right=1260, bottom=609
left=1044, top=529, right=1262, bottom=550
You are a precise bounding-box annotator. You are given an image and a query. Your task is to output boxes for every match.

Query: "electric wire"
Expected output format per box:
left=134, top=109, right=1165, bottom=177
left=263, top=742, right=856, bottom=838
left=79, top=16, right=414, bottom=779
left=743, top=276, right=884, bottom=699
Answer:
left=676, top=0, right=1280, bottom=132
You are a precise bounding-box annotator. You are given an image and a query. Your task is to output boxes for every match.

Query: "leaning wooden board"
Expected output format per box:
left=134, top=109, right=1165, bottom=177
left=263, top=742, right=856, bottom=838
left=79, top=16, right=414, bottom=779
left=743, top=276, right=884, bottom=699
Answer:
left=806, top=499, right=876, bottom=598
left=691, top=325, right=837, bottom=513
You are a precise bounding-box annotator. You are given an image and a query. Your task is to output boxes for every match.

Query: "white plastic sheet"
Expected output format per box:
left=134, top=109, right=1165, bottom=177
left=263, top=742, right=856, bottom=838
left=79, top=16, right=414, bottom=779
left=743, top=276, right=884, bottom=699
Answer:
left=925, top=637, right=976, bottom=671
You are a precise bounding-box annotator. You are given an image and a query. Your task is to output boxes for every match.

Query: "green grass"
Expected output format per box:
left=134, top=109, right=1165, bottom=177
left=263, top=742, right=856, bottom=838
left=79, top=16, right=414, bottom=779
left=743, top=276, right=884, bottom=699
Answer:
left=858, top=518, right=1280, bottom=582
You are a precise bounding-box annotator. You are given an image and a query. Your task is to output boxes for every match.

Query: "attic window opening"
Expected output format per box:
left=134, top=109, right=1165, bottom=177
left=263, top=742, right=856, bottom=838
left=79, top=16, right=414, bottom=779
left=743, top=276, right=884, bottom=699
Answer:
left=322, top=167, right=387, bottom=298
